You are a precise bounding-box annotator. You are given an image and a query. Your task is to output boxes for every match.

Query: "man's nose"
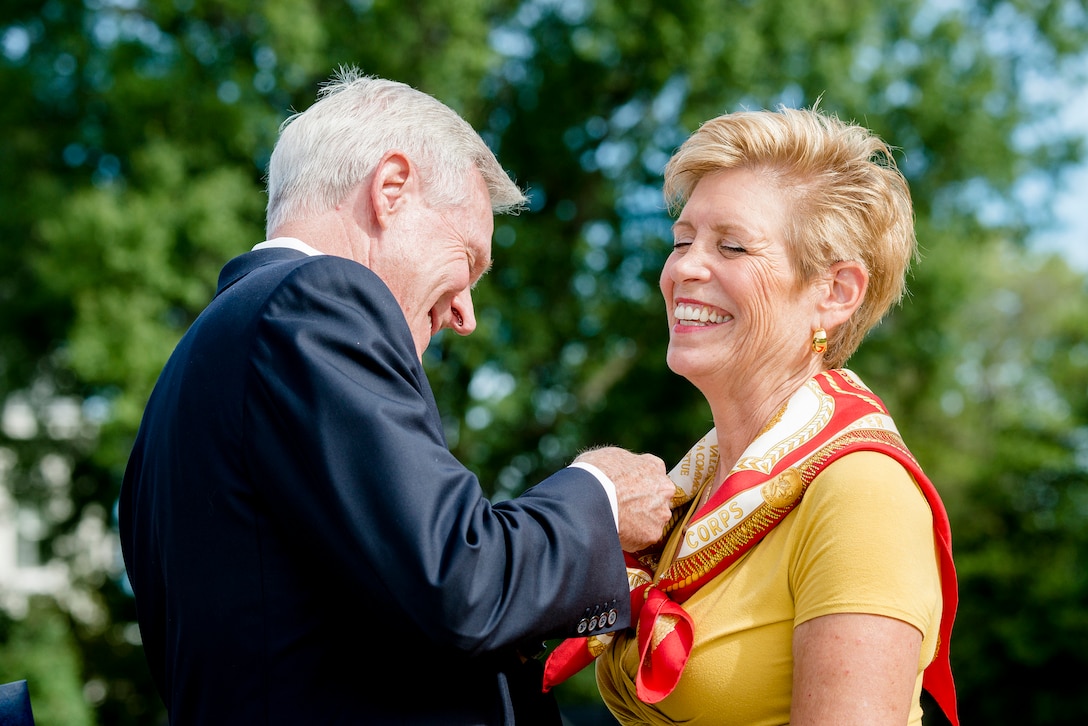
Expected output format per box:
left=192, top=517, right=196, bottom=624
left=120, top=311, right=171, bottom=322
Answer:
left=450, top=290, right=476, bottom=335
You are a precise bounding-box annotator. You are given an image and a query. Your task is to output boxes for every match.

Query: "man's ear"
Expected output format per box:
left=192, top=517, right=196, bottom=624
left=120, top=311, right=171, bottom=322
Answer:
left=817, top=260, right=868, bottom=328
left=370, top=151, right=413, bottom=230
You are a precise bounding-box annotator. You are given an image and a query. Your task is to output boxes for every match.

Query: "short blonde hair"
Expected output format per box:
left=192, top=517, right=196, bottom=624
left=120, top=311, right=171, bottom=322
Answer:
left=664, top=107, right=917, bottom=368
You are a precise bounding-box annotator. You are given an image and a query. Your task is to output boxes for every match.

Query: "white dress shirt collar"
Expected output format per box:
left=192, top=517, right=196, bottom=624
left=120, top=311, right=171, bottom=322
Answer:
left=252, top=237, right=324, bottom=257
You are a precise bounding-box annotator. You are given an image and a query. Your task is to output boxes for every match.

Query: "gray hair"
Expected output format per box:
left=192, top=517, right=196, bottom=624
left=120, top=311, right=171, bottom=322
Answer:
left=266, top=67, right=526, bottom=235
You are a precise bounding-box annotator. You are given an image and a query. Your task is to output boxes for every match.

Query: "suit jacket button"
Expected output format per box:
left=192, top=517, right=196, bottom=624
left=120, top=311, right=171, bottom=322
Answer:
left=607, top=609, right=618, bottom=626
left=577, top=618, right=588, bottom=634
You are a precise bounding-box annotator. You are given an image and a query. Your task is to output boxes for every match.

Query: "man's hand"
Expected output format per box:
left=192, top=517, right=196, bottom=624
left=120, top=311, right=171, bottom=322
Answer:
left=575, top=446, right=675, bottom=552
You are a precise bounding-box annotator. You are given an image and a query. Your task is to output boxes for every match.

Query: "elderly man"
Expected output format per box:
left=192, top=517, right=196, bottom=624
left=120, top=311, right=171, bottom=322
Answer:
left=119, top=68, right=675, bottom=725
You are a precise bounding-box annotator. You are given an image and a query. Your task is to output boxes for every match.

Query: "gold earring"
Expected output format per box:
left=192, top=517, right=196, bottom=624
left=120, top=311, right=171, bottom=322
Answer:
left=811, top=328, right=828, bottom=354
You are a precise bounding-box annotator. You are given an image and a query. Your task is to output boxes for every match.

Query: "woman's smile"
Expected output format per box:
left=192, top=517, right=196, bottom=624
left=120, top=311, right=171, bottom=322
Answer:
left=672, top=301, right=733, bottom=327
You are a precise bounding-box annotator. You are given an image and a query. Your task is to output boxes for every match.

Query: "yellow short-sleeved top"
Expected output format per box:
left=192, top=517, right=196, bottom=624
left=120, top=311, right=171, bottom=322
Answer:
left=596, top=450, right=943, bottom=726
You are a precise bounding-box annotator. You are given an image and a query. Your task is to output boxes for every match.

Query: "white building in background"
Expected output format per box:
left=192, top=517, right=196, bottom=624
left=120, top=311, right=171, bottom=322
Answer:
left=0, top=475, right=68, bottom=616
left=0, top=395, right=79, bottom=617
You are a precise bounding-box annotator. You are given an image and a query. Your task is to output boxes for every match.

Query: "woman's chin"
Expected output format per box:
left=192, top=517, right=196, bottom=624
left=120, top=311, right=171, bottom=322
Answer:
left=666, top=349, right=715, bottom=382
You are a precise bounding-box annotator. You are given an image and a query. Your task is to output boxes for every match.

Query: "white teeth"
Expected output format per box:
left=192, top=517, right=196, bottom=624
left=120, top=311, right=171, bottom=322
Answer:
left=674, top=303, right=730, bottom=324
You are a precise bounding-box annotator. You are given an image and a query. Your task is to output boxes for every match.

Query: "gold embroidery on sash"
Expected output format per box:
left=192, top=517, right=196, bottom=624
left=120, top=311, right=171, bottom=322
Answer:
left=651, top=614, right=680, bottom=649
left=627, top=568, right=654, bottom=590
left=762, top=467, right=803, bottom=508
left=798, top=428, right=910, bottom=482
left=674, top=438, right=720, bottom=498
left=665, top=500, right=798, bottom=591
left=587, top=633, right=613, bottom=658
left=635, top=551, right=662, bottom=573
left=670, top=481, right=691, bottom=508
left=823, top=370, right=884, bottom=411
left=757, top=404, right=785, bottom=437
left=735, top=380, right=834, bottom=475
left=661, top=427, right=912, bottom=593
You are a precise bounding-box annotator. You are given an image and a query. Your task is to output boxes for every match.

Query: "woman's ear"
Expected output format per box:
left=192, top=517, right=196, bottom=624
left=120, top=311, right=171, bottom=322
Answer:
left=818, top=260, right=868, bottom=328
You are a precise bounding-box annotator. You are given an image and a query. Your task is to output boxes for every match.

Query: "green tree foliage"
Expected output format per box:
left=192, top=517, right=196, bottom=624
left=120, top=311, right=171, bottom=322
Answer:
left=930, top=244, right=1088, bottom=725
left=0, top=598, right=94, bottom=726
left=1, top=0, right=1086, bottom=723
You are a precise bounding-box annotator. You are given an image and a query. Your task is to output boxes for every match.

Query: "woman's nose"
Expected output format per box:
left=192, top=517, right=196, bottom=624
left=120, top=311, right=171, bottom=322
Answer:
left=668, top=245, right=713, bottom=282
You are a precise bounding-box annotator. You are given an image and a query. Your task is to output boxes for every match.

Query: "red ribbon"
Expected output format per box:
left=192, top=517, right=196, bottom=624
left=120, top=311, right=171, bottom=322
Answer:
left=543, top=577, right=696, bottom=704
left=634, top=587, right=695, bottom=702
left=541, top=635, right=596, bottom=690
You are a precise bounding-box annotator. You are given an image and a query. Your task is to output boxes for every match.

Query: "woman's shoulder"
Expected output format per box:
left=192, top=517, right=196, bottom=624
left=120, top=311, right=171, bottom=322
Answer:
left=804, top=449, right=930, bottom=513
left=789, top=450, right=942, bottom=632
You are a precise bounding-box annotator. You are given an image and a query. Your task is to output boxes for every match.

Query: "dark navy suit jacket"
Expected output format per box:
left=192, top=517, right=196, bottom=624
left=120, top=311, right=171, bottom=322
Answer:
left=119, top=249, right=630, bottom=724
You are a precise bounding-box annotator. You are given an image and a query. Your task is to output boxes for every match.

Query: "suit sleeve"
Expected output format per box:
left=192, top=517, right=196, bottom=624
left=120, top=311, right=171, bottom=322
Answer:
left=243, top=256, right=629, bottom=654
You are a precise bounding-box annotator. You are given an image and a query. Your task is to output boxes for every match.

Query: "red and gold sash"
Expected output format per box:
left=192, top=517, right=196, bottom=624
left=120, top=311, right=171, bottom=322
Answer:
left=543, top=369, right=959, bottom=726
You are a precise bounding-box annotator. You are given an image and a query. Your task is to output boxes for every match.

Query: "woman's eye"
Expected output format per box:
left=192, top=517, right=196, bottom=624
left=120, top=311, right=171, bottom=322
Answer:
left=719, top=242, right=746, bottom=254
left=672, top=239, right=692, bottom=250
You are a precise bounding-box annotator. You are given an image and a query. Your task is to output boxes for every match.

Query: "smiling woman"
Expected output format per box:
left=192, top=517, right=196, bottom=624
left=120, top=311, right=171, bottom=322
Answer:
left=545, top=106, right=961, bottom=726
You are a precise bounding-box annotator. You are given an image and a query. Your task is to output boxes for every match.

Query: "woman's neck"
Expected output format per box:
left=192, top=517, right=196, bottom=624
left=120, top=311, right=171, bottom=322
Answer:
left=704, top=367, right=825, bottom=477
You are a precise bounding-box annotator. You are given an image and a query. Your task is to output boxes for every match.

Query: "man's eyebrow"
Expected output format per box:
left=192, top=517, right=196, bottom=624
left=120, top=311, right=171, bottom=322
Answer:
left=470, top=256, right=493, bottom=289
